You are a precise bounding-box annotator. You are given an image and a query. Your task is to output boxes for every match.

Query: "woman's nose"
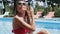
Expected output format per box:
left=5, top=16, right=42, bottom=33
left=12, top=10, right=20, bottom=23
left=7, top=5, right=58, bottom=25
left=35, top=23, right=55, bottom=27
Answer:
left=20, top=5, right=23, bottom=7
left=18, top=5, right=22, bottom=7
left=20, top=4, right=24, bottom=6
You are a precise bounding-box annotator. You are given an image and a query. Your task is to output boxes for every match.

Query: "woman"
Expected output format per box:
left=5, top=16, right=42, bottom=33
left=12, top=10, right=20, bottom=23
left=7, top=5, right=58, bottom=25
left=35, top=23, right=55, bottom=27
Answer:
left=12, top=0, right=35, bottom=34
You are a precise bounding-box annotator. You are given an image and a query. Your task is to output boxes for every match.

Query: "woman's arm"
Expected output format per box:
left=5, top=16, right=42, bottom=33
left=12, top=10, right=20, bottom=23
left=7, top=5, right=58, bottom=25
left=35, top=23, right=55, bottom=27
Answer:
left=30, top=6, right=35, bottom=30
left=15, top=15, right=35, bottom=31
left=29, top=6, right=35, bottom=34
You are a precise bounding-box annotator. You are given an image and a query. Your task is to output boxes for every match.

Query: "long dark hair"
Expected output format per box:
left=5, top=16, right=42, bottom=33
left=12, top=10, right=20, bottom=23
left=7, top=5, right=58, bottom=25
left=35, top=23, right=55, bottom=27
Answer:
left=24, top=11, right=31, bottom=24
left=15, top=0, right=31, bottom=24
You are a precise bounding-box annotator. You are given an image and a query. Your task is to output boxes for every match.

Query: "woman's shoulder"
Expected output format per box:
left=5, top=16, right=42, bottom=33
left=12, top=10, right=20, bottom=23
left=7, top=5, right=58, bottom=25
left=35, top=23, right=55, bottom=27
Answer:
left=13, top=15, right=19, bottom=21
left=14, top=15, right=24, bottom=21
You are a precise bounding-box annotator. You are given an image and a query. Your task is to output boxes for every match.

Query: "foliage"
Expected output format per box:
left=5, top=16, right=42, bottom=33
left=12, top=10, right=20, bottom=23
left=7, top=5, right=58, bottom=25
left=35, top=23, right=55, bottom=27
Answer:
left=41, top=5, right=50, bottom=16
left=0, top=0, right=60, bottom=17
left=34, top=2, right=44, bottom=14
left=54, top=6, right=60, bottom=17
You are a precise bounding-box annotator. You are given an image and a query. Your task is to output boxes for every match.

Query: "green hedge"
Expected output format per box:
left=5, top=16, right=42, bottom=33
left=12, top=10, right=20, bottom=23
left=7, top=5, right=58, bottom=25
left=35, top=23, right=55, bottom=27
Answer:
left=34, top=2, right=44, bottom=15
left=54, top=6, right=60, bottom=17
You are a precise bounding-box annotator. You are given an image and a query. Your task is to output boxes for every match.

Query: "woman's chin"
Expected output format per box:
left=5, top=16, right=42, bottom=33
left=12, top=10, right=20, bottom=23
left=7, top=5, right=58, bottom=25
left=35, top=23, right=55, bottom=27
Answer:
left=22, top=9, right=27, bottom=11
left=22, top=8, right=27, bottom=11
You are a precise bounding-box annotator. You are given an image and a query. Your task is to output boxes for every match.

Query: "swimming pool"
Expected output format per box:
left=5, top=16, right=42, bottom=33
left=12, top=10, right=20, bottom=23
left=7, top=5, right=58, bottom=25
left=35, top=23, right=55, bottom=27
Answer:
left=0, top=18, right=60, bottom=34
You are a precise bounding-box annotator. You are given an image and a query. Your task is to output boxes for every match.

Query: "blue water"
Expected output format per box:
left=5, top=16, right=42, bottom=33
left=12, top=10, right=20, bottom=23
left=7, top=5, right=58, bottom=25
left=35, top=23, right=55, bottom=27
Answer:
left=0, top=18, right=60, bottom=34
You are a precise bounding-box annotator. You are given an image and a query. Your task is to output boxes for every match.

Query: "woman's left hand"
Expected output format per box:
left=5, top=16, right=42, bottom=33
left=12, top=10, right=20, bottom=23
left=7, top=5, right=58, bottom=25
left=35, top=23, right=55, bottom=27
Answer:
left=30, top=6, right=34, bottom=12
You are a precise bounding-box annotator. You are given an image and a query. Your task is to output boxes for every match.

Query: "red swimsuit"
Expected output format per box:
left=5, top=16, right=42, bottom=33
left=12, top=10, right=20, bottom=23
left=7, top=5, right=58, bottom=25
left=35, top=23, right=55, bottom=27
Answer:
left=12, top=28, right=29, bottom=34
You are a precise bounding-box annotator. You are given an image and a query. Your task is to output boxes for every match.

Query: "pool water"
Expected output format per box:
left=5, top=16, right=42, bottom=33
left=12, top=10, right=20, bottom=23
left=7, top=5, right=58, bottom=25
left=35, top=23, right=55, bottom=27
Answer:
left=0, top=18, right=60, bottom=34
left=0, top=18, right=13, bottom=34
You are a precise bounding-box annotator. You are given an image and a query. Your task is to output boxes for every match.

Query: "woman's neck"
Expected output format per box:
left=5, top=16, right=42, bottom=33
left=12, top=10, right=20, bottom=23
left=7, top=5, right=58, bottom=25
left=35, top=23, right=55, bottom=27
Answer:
left=16, top=11, right=25, bottom=17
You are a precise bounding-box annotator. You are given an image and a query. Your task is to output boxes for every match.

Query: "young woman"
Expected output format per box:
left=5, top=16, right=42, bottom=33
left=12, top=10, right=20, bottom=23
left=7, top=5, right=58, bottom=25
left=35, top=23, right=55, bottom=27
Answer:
left=12, top=0, right=35, bottom=34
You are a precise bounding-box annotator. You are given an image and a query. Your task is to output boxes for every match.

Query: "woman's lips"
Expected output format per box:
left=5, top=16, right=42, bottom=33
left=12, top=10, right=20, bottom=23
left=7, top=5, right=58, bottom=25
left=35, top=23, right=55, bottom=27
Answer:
left=18, top=6, right=22, bottom=9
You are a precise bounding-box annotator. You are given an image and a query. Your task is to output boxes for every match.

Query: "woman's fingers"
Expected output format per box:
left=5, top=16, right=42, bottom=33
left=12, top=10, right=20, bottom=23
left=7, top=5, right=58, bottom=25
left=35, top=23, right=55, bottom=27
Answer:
left=30, top=6, right=34, bottom=12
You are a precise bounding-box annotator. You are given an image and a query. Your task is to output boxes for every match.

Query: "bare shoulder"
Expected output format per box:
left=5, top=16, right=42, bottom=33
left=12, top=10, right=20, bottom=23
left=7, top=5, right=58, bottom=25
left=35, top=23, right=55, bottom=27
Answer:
left=14, top=15, right=24, bottom=21
left=13, top=16, right=19, bottom=22
left=13, top=16, right=17, bottom=20
left=13, top=16, right=22, bottom=23
left=13, top=16, right=17, bottom=22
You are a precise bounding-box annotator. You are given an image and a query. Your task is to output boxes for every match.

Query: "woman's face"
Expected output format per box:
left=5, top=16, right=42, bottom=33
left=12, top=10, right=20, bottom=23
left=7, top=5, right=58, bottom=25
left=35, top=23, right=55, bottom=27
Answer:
left=16, top=1, right=27, bottom=12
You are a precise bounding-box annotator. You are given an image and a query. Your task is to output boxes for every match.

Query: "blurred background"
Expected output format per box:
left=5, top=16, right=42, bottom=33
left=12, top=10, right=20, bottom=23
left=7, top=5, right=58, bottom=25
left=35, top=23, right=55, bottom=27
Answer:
left=0, top=0, right=60, bottom=34
left=0, top=0, right=60, bottom=17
